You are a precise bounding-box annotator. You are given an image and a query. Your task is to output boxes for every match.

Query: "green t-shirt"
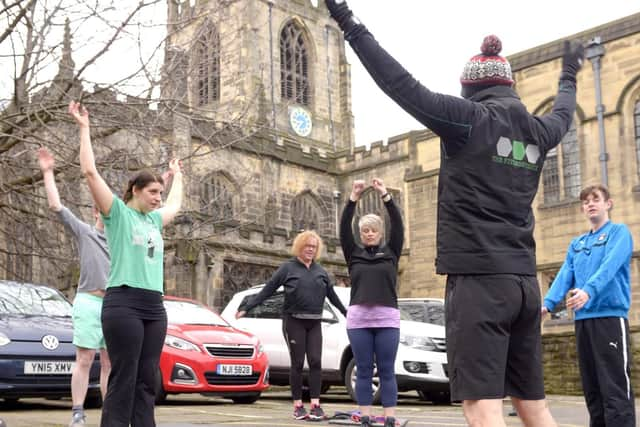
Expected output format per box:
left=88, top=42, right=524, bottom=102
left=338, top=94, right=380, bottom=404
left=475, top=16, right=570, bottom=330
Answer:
left=102, top=196, right=164, bottom=294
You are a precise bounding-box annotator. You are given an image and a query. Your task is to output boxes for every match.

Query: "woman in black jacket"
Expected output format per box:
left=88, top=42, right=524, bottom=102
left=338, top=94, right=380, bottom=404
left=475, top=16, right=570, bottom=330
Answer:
left=235, top=230, right=347, bottom=421
left=340, top=178, right=403, bottom=427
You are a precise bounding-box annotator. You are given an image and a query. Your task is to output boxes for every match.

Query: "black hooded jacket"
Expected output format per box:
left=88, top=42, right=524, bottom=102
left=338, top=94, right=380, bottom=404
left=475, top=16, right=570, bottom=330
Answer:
left=241, top=257, right=347, bottom=317
left=343, top=25, right=577, bottom=275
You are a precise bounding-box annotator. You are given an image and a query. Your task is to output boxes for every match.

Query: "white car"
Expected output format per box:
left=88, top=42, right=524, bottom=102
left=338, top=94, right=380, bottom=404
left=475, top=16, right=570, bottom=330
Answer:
left=221, top=285, right=450, bottom=404
left=398, top=298, right=445, bottom=327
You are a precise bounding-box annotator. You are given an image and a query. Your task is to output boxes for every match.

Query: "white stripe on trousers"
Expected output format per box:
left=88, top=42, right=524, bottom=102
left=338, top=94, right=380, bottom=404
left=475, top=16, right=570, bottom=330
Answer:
left=619, top=317, right=631, bottom=400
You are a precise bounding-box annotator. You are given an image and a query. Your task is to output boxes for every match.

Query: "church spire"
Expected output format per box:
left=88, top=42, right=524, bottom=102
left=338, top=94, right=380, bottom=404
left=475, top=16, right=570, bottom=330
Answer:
left=56, top=18, right=75, bottom=82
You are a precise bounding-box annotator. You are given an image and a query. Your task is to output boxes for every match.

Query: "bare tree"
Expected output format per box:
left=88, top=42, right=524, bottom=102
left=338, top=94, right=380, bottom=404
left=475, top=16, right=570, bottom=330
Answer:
left=0, top=0, right=273, bottom=296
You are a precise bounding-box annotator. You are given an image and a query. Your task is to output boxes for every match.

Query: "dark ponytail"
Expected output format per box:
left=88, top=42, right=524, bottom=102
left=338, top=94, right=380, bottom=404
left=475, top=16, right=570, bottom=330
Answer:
left=123, top=170, right=164, bottom=203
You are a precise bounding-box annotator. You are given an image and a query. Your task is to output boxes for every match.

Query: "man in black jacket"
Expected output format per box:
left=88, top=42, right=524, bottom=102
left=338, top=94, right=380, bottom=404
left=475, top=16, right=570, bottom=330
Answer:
left=325, top=1, right=584, bottom=426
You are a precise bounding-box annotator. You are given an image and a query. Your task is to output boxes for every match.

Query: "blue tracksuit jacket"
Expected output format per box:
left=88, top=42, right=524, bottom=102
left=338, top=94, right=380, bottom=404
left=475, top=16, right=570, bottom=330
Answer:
left=543, top=221, right=633, bottom=320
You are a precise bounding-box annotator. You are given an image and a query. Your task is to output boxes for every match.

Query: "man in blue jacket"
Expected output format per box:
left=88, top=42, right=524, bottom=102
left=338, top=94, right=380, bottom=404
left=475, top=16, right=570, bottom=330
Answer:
left=325, top=1, right=584, bottom=426
left=543, top=185, right=635, bottom=427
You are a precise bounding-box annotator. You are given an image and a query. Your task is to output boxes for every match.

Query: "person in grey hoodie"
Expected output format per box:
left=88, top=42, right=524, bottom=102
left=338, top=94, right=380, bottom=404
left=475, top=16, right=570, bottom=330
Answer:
left=38, top=147, right=111, bottom=427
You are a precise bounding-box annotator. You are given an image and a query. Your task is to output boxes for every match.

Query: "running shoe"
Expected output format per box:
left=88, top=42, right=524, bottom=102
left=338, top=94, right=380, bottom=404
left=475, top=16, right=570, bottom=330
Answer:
left=309, top=404, right=326, bottom=420
left=293, top=405, right=308, bottom=420
left=69, top=412, right=86, bottom=427
left=360, top=415, right=372, bottom=426
left=384, top=416, right=397, bottom=427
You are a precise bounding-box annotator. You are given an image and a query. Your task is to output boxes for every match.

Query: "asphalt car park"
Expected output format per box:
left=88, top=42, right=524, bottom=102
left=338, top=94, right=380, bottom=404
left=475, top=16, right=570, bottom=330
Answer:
left=0, top=388, right=612, bottom=427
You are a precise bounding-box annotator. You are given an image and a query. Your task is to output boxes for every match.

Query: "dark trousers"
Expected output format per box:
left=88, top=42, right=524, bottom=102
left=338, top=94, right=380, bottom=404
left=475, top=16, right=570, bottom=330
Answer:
left=282, top=315, right=322, bottom=401
left=100, top=300, right=167, bottom=427
left=347, top=327, right=399, bottom=408
left=576, top=317, right=635, bottom=427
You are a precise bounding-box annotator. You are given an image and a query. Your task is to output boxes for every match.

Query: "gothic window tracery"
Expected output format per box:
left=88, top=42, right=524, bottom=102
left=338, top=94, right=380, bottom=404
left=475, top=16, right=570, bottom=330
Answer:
left=193, top=21, right=220, bottom=106
left=291, top=192, right=319, bottom=233
left=200, top=172, right=236, bottom=222
left=280, top=21, right=310, bottom=105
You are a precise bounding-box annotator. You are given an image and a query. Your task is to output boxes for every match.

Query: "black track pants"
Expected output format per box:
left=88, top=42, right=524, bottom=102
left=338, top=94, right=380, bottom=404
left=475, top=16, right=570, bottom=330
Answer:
left=100, top=290, right=167, bottom=427
left=576, top=317, right=635, bottom=427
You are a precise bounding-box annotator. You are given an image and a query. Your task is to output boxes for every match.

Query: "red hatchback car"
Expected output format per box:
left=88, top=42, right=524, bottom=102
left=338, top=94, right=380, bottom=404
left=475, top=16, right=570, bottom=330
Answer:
left=156, top=296, right=270, bottom=404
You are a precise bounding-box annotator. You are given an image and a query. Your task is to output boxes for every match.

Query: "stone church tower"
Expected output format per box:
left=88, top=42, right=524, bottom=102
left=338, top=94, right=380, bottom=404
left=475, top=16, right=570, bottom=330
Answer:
left=159, top=0, right=374, bottom=310
left=164, top=0, right=353, bottom=150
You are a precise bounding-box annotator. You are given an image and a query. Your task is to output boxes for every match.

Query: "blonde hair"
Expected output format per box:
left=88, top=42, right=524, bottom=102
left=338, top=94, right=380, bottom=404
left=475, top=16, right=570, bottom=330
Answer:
left=291, top=230, right=323, bottom=260
left=358, top=214, right=383, bottom=232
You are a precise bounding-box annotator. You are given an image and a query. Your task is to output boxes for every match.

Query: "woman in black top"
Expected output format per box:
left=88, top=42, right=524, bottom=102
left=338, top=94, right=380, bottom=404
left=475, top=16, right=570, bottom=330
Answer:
left=235, top=230, right=347, bottom=421
left=340, top=178, right=404, bottom=427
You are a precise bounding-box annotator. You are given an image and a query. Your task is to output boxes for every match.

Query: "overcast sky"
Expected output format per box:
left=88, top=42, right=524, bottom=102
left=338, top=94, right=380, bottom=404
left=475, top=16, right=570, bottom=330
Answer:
left=344, top=1, right=640, bottom=146
left=2, top=1, right=638, bottom=148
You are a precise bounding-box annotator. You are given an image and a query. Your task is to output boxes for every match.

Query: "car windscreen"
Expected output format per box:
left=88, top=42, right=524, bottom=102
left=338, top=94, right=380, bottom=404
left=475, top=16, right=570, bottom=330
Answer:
left=0, top=282, right=72, bottom=317
left=400, top=301, right=445, bottom=326
left=164, top=300, right=229, bottom=326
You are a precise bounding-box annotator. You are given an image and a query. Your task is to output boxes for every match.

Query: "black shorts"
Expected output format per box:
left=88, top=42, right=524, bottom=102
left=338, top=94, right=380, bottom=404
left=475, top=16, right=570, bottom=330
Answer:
left=445, top=274, right=545, bottom=402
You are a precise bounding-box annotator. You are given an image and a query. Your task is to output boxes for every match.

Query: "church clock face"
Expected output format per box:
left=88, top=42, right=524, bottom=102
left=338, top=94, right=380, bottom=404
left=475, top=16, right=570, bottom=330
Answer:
left=289, top=106, right=313, bottom=137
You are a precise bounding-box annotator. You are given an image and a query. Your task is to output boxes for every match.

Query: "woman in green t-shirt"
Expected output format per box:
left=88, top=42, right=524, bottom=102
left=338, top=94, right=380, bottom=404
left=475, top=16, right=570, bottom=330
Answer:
left=70, top=100, right=183, bottom=427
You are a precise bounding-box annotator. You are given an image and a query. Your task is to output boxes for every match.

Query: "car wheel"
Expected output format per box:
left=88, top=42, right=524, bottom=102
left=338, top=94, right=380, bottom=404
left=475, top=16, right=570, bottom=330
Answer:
left=417, top=389, right=451, bottom=405
left=344, top=358, right=381, bottom=405
left=230, top=393, right=261, bottom=404
left=155, top=368, right=167, bottom=404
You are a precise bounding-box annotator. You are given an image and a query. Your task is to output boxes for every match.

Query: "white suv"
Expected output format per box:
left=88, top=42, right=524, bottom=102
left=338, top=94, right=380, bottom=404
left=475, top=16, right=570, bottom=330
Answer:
left=221, top=285, right=449, bottom=404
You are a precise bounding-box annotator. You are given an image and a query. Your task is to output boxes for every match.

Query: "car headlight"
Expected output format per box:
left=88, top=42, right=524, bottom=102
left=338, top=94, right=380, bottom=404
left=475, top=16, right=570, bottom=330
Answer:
left=399, top=334, right=437, bottom=351
left=0, top=332, right=10, bottom=346
left=256, top=342, right=264, bottom=355
left=164, top=335, right=201, bottom=352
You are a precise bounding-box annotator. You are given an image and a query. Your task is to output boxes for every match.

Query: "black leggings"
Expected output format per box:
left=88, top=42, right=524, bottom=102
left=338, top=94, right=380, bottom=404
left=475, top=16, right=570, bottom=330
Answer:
left=282, top=315, right=322, bottom=400
left=100, top=287, right=167, bottom=427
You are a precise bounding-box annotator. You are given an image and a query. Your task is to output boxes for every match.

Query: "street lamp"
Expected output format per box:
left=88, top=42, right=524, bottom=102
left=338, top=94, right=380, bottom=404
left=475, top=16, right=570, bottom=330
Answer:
left=585, top=37, right=608, bottom=187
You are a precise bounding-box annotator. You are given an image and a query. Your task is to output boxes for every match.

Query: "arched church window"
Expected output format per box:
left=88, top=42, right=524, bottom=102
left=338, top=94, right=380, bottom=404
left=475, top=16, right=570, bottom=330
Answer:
left=280, top=21, right=310, bottom=105
left=542, top=119, right=581, bottom=203
left=200, top=172, right=235, bottom=222
left=291, top=192, right=319, bottom=233
left=193, top=21, right=220, bottom=106
left=634, top=99, right=640, bottom=178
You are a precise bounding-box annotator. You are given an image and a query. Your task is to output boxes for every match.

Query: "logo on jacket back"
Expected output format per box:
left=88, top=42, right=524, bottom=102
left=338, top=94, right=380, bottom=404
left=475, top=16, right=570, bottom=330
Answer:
left=492, top=137, right=540, bottom=171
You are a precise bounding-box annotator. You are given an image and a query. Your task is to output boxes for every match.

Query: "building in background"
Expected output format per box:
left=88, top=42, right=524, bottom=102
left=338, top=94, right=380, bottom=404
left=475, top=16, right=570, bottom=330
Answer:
left=2, top=0, right=639, bottom=395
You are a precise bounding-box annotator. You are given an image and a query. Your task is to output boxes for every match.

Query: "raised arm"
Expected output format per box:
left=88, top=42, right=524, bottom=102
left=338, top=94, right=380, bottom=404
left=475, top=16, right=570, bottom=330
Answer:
left=340, top=180, right=366, bottom=263
left=158, top=159, right=183, bottom=226
left=372, top=178, right=403, bottom=257
left=325, top=0, right=476, bottom=143
left=69, top=101, right=113, bottom=216
left=537, top=41, right=585, bottom=149
left=37, top=147, right=62, bottom=212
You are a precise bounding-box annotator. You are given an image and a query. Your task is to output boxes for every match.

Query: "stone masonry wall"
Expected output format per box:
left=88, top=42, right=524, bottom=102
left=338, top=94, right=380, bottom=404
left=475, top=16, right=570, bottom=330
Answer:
left=542, top=327, right=640, bottom=395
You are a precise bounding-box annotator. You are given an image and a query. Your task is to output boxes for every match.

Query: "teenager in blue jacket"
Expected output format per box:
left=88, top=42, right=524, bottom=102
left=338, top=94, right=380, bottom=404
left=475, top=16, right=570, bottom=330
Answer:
left=544, top=185, right=635, bottom=427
